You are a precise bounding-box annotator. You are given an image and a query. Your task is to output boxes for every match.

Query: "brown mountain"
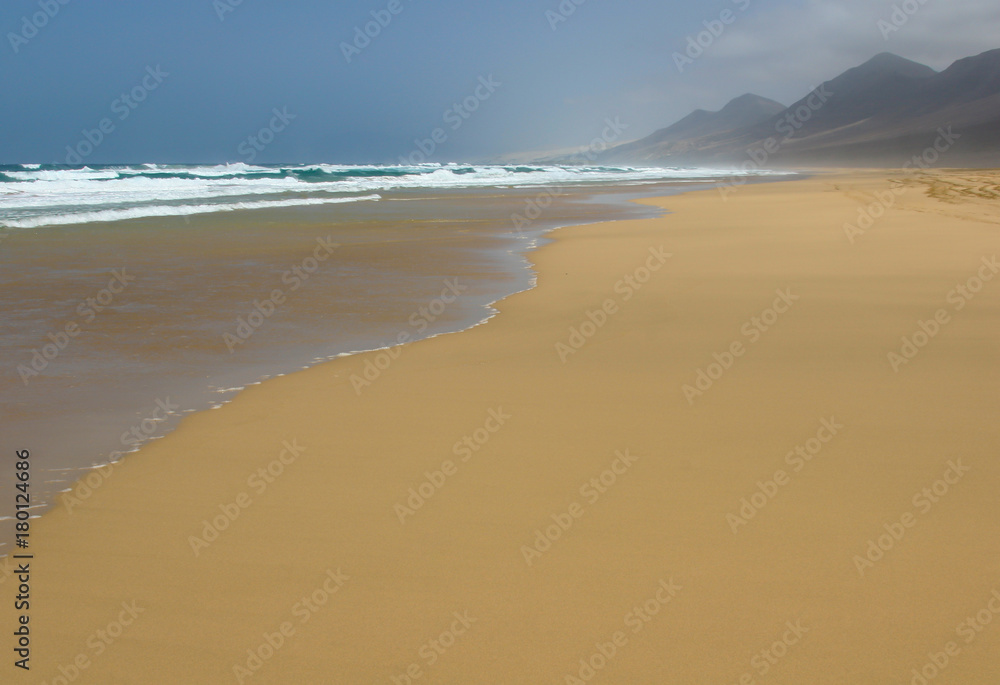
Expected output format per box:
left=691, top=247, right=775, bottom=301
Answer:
left=598, top=49, right=1000, bottom=167
left=601, top=94, right=786, bottom=163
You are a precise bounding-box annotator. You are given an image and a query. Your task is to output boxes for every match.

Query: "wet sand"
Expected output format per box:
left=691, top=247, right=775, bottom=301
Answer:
left=0, top=184, right=670, bottom=519
left=3, top=170, right=999, bottom=684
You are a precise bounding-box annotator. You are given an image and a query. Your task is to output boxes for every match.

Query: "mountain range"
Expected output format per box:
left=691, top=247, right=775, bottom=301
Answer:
left=590, top=49, right=1000, bottom=167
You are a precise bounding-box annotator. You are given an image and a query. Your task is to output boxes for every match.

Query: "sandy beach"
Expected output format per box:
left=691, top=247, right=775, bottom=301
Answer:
left=0, top=180, right=673, bottom=517
left=5, top=170, right=999, bottom=684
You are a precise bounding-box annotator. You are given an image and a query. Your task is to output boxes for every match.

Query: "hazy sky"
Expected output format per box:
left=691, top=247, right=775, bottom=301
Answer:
left=2, top=0, right=997, bottom=164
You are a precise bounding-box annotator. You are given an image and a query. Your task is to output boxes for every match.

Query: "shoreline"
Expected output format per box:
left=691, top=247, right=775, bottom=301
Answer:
left=0, top=180, right=682, bottom=526
left=5, top=169, right=998, bottom=683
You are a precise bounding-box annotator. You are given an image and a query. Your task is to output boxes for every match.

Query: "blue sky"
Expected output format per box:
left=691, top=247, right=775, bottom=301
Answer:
left=1, top=0, right=997, bottom=164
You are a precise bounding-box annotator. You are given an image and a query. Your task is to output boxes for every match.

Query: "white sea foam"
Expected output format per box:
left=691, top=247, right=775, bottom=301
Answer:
left=0, top=195, right=381, bottom=229
left=0, top=163, right=788, bottom=228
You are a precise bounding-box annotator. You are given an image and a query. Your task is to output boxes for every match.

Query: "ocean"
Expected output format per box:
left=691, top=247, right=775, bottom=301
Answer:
left=0, top=162, right=767, bottom=229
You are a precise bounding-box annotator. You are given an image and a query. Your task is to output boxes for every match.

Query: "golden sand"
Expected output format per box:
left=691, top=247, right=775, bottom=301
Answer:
left=4, top=171, right=999, bottom=684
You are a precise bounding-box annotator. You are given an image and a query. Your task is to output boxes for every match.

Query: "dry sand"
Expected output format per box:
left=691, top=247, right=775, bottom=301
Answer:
left=4, top=170, right=999, bottom=684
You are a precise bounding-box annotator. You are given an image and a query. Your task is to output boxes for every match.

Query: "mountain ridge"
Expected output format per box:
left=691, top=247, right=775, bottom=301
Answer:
left=592, top=49, right=1000, bottom=167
